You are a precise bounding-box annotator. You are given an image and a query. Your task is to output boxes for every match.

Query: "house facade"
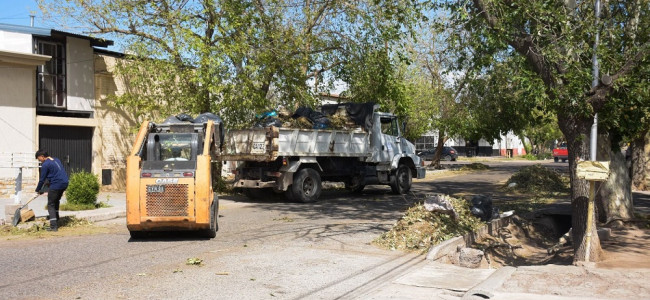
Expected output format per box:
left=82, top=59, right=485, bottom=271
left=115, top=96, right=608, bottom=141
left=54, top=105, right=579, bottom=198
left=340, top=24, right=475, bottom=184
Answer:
left=414, top=130, right=527, bottom=157
left=0, top=23, right=136, bottom=197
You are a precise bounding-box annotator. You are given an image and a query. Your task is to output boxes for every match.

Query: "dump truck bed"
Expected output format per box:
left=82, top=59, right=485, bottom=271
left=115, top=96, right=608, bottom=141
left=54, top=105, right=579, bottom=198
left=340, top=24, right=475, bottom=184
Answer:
left=221, top=127, right=371, bottom=162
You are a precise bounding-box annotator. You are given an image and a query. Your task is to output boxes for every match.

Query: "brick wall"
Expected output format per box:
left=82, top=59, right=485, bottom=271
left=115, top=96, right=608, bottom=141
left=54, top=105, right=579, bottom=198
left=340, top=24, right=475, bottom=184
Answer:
left=94, top=54, right=140, bottom=192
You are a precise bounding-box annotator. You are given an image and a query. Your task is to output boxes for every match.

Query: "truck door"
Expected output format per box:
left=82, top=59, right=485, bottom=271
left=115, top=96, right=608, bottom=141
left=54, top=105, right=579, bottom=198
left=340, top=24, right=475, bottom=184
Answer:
left=378, top=116, right=402, bottom=162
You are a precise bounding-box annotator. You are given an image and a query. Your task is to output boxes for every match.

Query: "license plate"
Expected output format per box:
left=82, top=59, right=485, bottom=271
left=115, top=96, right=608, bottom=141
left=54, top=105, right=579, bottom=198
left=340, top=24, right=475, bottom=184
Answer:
left=251, top=142, right=266, bottom=154
left=147, top=185, right=165, bottom=193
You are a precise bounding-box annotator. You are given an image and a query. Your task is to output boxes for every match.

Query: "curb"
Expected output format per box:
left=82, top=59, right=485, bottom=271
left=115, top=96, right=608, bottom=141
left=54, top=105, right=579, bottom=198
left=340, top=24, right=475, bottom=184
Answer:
left=462, top=266, right=516, bottom=299
left=426, top=216, right=514, bottom=261
left=61, top=210, right=126, bottom=223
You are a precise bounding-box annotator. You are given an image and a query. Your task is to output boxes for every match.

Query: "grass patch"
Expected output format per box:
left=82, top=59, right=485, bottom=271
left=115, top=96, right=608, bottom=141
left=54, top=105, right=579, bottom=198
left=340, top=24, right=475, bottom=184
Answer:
left=60, top=201, right=111, bottom=211
left=0, top=216, right=108, bottom=240
left=374, top=196, right=483, bottom=253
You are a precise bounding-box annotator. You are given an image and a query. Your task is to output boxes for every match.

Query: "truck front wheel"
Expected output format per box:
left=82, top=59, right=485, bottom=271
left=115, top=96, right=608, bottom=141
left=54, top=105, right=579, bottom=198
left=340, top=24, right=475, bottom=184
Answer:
left=390, top=164, right=412, bottom=195
left=291, top=168, right=322, bottom=203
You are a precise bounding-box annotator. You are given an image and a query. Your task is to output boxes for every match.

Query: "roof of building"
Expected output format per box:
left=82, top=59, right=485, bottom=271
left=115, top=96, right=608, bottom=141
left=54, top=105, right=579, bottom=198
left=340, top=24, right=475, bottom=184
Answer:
left=0, top=23, right=114, bottom=48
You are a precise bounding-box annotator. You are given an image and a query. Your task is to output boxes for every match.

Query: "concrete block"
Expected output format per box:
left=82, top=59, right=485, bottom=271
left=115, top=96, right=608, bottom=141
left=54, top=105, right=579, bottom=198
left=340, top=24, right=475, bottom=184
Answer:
left=427, top=236, right=465, bottom=261
left=5, top=204, right=21, bottom=223
left=459, top=248, right=484, bottom=269
left=597, top=228, right=611, bottom=241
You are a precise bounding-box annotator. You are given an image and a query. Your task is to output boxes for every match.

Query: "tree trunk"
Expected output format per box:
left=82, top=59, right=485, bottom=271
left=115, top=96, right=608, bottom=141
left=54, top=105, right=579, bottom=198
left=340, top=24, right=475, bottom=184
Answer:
left=631, top=130, right=649, bottom=191
left=559, top=114, right=603, bottom=263
left=595, top=134, right=634, bottom=225
left=428, top=130, right=446, bottom=169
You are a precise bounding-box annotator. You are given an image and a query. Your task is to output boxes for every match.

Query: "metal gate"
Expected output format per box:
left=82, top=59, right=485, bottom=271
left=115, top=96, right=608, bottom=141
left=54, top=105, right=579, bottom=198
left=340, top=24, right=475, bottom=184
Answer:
left=39, top=125, right=93, bottom=175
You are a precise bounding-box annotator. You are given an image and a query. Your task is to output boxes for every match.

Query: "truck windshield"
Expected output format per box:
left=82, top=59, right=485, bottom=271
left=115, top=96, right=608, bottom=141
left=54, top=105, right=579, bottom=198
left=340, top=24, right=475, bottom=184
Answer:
left=157, top=134, right=194, bottom=161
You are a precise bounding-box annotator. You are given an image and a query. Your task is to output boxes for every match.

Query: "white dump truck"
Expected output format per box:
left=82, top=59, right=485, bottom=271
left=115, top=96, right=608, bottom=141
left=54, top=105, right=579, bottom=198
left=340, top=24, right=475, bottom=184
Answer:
left=221, top=105, right=426, bottom=202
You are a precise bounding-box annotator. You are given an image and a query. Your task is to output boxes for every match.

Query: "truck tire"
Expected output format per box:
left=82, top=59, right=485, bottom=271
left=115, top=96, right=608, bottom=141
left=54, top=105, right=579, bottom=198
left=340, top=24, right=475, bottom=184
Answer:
left=554, top=157, right=559, bottom=163
left=345, top=176, right=365, bottom=193
left=443, top=154, right=452, bottom=161
left=202, top=198, right=219, bottom=238
left=291, top=168, right=322, bottom=203
left=390, top=164, right=412, bottom=195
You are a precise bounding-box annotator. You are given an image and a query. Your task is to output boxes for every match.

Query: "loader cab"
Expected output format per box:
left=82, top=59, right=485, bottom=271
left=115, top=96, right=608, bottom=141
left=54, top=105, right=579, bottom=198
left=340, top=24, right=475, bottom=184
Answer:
left=126, top=119, right=220, bottom=239
left=140, top=125, right=205, bottom=178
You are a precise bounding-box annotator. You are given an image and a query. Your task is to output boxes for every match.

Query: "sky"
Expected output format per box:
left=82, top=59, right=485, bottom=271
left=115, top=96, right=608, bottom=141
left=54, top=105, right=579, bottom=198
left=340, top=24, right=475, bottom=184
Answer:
left=0, top=0, right=43, bottom=27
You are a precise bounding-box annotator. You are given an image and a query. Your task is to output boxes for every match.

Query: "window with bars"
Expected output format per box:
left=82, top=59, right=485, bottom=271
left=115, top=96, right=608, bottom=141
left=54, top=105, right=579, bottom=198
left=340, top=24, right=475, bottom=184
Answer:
left=36, top=40, right=66, bottom=108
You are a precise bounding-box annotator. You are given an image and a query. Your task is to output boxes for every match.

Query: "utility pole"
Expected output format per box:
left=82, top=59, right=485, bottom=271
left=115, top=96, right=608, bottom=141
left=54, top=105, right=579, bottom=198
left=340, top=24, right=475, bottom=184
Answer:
left=585, top=0, right=601, bottom=262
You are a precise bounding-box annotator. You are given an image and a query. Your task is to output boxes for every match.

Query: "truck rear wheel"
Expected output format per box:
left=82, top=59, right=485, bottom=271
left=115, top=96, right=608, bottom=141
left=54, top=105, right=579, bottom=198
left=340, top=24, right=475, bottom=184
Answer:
left=291, top=168, right=322, bottom=203
left=554, top=157, right=559, bottom=163
left=390, top=164, right=412, bottom=195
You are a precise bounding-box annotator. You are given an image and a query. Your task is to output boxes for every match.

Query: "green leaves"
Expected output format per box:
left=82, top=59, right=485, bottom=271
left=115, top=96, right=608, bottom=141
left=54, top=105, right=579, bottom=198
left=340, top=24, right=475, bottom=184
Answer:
left=40, top=0, right=426, bottom=128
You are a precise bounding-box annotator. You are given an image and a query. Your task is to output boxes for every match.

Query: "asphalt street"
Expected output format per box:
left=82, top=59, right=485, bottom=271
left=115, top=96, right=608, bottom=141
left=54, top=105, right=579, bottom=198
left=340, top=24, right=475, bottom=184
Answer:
left=0, top=160, right=573, bottom=299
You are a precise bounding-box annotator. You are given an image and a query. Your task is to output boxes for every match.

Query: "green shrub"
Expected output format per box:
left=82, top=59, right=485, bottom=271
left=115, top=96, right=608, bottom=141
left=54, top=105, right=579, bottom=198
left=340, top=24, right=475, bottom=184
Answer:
left=66, top=171, right=100, bottom=205
left=521, top=154, right=538, bottom=160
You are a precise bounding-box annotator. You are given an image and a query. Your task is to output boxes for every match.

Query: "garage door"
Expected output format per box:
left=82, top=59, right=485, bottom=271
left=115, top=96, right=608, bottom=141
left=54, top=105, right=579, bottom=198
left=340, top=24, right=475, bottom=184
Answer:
left=39, top=125, right=93, bottom=175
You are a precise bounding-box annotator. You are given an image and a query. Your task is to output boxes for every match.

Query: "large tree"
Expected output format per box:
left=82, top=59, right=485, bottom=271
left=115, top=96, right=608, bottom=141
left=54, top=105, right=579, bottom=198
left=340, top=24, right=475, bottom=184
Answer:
left=40, top=0, right=424, bottom=127
left=438, top=0, right=649, bottom=262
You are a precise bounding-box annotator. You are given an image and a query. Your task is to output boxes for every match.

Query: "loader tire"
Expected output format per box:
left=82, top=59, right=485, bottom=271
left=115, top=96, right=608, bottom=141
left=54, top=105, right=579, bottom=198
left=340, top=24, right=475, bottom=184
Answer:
left=202, top=197, right=219, bottom=238
left=129, top=231, right=148, bottom=239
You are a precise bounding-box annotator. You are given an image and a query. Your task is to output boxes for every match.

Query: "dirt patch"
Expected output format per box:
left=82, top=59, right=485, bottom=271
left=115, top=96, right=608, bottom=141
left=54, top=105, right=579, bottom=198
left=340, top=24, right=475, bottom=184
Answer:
left=597, top=223, right=650, bottom=269
left=500, top=264, right=650, bottom=299
left=473, top=215, right=573, bottom=268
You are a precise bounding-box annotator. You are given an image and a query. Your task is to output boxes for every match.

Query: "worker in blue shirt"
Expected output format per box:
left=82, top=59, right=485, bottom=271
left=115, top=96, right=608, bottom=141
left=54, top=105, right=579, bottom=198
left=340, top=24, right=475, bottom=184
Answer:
left=35, top=150, right=69, bottom=232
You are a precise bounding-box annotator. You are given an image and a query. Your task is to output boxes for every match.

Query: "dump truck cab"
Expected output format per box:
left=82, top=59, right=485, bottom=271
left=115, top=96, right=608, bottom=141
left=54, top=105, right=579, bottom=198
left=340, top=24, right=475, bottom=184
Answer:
left=126, top=117, right=222, bottom=238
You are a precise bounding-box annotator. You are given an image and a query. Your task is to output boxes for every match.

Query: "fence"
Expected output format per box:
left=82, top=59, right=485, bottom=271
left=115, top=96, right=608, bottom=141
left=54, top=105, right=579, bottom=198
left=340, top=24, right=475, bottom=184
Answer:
left=0, top=153, right=40, bottom=203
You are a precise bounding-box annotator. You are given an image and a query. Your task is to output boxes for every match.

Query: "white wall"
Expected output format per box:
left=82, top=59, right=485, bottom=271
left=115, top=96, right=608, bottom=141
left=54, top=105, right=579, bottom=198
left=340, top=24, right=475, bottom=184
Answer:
left=0, top=30, right=32, bottom=53
left=66, top=37, right=95, bottom=112
left=0, top=65, right=37, bottom=178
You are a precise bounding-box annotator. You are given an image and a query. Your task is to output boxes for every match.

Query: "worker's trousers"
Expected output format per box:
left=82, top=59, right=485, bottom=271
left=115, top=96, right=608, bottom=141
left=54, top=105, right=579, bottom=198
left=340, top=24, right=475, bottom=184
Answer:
left=47, top=189, right=65, bottom=222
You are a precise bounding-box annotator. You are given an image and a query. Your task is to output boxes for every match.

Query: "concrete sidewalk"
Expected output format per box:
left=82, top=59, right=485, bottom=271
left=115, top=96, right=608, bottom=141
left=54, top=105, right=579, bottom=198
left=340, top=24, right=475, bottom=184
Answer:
left=1, top=192, right=126, bottom=224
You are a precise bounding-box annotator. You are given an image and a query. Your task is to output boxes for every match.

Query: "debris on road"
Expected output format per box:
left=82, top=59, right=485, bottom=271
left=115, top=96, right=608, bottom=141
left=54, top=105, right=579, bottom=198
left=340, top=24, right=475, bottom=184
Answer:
left=186, top=258, right=203, bottom=266
left=470, top=194, right=498, bottom=222
left=374, top=195, right=483, bottom=253
left=504, top=164, right=568, bottom=194
left=423, top=194, right=458, bottom=219
left=459, top=163, right=490, bottom=171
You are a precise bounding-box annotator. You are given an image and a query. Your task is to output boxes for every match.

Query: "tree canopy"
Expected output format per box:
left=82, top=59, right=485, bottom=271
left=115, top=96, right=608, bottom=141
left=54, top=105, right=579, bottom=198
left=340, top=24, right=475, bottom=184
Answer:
left=40, top=0, right=426, bottom=126
left=434, top=0, right=649, bottom=262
